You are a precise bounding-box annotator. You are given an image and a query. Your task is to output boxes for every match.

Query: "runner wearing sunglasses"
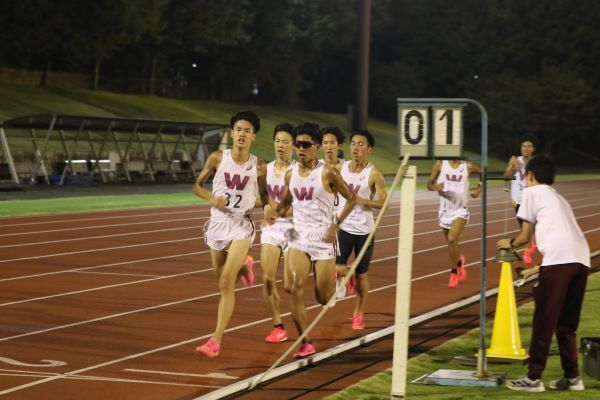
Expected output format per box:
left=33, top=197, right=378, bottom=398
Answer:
left=265, top=122, right=357, bottom=358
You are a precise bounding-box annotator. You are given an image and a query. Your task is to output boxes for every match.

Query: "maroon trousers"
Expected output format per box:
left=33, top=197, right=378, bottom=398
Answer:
left=528, top=263, right=588, bottom=380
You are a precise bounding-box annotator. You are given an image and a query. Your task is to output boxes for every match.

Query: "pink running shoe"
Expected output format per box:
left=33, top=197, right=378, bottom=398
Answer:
left=240, top=255, right=255, bottom=287
left=346, top=272, right=357, bottom=296
left=195, top=338, right=220, bottom=358
left=448, top=272, right=459, bottom=288
left=293, top=342, right=316, bottom=358
left=352, top=313, right=365, bottom=330
left=265, top=326, right=288, bottom=343
left=457, top=255, right=467, bottom=282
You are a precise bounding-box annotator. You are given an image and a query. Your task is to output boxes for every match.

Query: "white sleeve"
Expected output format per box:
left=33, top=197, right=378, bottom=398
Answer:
left=516, top=188, right=536, bottom=224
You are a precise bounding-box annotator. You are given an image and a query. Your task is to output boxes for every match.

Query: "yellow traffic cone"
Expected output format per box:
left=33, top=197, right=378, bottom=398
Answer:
left=486, top=261, right=528, bottom=360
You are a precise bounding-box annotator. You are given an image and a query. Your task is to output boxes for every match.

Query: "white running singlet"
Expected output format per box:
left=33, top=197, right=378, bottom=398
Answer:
left=210, top=149, right=258, bottom=218
left=289, top=161, right=334, bottom=230
left=437, top=160, right=470, bottom=212
left=266, top=160, right=295, bottom=223
left=338, top=161, right=374, bottom=235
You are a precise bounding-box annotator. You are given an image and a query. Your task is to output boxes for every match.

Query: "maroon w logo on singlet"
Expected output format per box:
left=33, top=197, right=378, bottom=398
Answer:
left=224, top=173, right=250, bottom=190
left=445, top=174, right=463, bottom=182
left=293, top=187, right=314, bottom=201
left=517, top=169, right=525, bottom=180
left=348, top=183, right=361, bottom=194
left=267, top=184, right=285, bottom=201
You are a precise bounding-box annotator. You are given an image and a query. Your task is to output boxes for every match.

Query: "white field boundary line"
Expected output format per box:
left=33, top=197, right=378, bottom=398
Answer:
left=1, top=181, right=594, bottom=228
left=0, top=225, right=200, bottom=248
left=1, top=186, right=593, bottom=236
left=196, top=249, right=600, bottom=400
left=2, top=195, right=598, bottom=263
left=0, top=216, right=206, bottom=238
left=1, top=180, right=593, bottom=229
left=0, top=245, right=597, bottom=399
left=3, top=189, right=598, bottom=246
left=2, top=209, right=599, bottom=308
left=0, top=207, right=206, bottom=228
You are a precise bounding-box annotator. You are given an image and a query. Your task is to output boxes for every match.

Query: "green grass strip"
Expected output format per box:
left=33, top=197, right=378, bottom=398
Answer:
left=0, top=193, right=205, bottom=217
left=326, top=271, right=600, bottom=399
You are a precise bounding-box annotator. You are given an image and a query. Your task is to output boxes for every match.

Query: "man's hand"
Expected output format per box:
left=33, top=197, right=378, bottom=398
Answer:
left=263, top=204, right=278, bottom=226
left=325, top=224, right=339, bottom=243
left=211, top=195, right=227, bottom=209
left=497, top=238, right=511, bottom=249
left=470, top=185, right=482, bottom=198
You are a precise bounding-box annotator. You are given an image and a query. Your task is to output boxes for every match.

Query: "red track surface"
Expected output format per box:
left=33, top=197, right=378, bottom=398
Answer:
left=0, top=180, right=599, bottom=399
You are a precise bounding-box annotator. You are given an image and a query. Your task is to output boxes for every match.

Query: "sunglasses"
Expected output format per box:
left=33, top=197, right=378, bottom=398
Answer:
left=294, top=140, right=315, bottom=149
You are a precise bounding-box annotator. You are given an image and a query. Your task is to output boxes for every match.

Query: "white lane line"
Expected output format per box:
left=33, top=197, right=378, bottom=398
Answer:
left=0, top=269, right=209, bottom=308
left=0, top=214, right=519, bottom=306
left=3, top=221, right=598, bottom=342
left=0, top=225, right=201, bottom=248
left=0, top=251, right=206, bottom=283
left=0, top=274, right=216, bottom=342
left=1, top=204, right=598, bottom=305
left=123, top=369, right=238, bottom=380
left=0, top=207, right=206, bottom=228
left=0, top=182, right=593, bottom=230
left=3, top=189, right=597, bottom=246
left=0, top=216, right=204, bottom=238
left=0, top=236, right=202, bottom=264
left=0, top=236, right=598, bottom=396
left=0, top=371, right=221, bottom=388
left=0, top=304, right=312, bottom=395
left=3, top=194, right=597, bottom=263
left=0, top=188, right=547, bottom=236
left=72, top=271, right=162, bottom=278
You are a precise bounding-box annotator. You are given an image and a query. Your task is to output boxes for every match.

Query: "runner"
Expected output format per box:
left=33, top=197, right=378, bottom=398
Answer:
left=503, top=133, right=539, bottom=264
left=193, top=110, right=270, bottom=358
left=265, top=122, right=356, bottom=358
left=428, top=159, right=482, bottom=288
left=334, top=129, right=387, bottom=329
left=260, top=122, right=295, bottom=343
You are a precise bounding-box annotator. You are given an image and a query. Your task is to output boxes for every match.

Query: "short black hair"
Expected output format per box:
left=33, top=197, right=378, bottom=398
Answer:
left=519, top=133, right=539, bottom=151
left=293, top=122, right=322, bottom=145
left=230, top=110, right=260, bottom=133
left=273, top=122, right=294, bottom=140
left=525, top=155, right=555, bottom=185
left=322, top=126, right=345, bottom=144
left=350, top=129, right=375, bottom=147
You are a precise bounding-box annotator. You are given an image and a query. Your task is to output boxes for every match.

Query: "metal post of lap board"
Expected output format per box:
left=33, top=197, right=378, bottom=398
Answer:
left=396, top=98, right=503, bottom=387
left=390, top=165, right=416, bottom=399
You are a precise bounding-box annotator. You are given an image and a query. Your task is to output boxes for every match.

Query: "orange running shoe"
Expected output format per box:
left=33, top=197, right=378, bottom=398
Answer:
left=293, top=342, right=316, bottom=358
left=240, top=255, right=255, bottom=286
left=196, top=338, right=220, bottom=358
left=448, top=272, right=459, bottom=288
left=265, top=326, right=288, bottom=343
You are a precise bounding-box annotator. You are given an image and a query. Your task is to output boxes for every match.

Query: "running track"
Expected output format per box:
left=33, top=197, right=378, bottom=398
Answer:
left=0, top=180, right=599, bottom=399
